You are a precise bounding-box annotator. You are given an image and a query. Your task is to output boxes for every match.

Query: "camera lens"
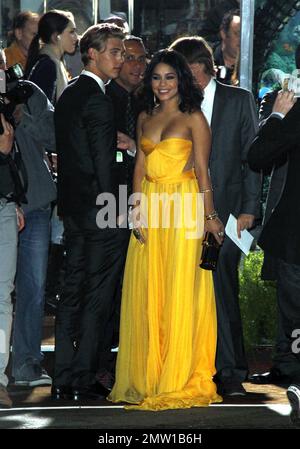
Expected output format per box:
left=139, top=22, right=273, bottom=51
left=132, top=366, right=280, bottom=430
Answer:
left=6, top=63, right=24, bottom=83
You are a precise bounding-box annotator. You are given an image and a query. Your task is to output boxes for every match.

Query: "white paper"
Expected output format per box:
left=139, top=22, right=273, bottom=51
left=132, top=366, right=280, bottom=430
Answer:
left=225, top=214, right=254, bottom=255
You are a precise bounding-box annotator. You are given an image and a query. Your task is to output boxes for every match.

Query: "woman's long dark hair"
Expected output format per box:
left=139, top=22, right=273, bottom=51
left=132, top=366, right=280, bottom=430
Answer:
left=25, top=9, right=73, bottom=78
left=138, top=49, right=203, bottom=114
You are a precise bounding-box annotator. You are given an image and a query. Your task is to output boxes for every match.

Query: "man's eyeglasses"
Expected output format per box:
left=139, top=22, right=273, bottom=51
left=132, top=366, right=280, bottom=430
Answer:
left=125, top=55, right=147, bottom=64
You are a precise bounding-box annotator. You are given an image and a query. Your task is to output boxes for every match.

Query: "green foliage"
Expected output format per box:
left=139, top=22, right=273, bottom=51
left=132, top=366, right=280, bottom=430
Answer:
left=265, top=52, right=295, bottom=74
left=239, top=250, right=277, bottom=350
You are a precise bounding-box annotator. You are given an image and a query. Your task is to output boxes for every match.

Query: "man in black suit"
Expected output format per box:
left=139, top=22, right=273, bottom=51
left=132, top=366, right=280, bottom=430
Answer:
left=95, top=36, right=146, bottom=389
left=170, top=36, right=260, bottom=396
left=53, top=23, right=127, bottom=401
left=248, top=90, right=300, bottom=385
left=107, top=35, right=146, bottom=199
left=249, top=44, right=300, bottom=386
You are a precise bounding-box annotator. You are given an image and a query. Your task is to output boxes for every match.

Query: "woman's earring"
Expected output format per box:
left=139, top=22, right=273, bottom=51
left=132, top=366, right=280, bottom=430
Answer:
left=153, top=95, right=158, bottom=107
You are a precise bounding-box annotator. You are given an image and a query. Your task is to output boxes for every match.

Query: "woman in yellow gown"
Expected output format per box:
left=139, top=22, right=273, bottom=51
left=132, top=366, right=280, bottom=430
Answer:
left=108, top=49, right=224, bottom=411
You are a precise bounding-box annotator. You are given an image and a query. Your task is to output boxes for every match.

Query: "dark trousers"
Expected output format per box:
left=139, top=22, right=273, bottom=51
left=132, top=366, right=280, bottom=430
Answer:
left=273, top=258, right=300, bottom=380
left=213, top=237, right=248, bottom=383
left=98, top=228, right=131, bottom=375
left=54, top=209, right=128, bottom=387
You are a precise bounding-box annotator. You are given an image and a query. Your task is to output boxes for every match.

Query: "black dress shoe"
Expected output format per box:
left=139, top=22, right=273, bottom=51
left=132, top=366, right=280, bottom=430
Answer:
left=248, top=369, right=290, bottom=385
left=51, top=385, right=73, bottom=400
left=217, top=380, right=246, bottom=397
left=72, top=382, right=110, bottom=401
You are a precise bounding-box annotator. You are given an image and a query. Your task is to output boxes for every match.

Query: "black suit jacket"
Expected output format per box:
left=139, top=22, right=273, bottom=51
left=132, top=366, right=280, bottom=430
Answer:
left=248, top=100, right=300, bottom=265
left=209, top=82, right=261, bottom=225
left=256, top=89, right=288, bottom=279
left=106, top=80, right=139, bottom=197
left=55, top=74, right=117, bottom=216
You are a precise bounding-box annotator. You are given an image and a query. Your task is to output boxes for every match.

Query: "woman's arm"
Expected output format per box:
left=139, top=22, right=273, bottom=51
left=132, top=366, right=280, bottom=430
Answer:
left=132, top=111, right=146, bottom=204
left=130, top=111, right=147, bottom=243
left=191, top=111, right=224, bottom=244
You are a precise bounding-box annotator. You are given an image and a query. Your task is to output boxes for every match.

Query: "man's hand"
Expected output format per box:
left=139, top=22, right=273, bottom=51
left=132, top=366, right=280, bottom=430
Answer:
left=272, top=90, right=296, bottom=117
left=117, top=131, right=136, bottom=153
left=0, top=113, right=14, bottom=155
left=16, top=206, right=25, bottom=231
left=236, top=214, right=255, bottom=238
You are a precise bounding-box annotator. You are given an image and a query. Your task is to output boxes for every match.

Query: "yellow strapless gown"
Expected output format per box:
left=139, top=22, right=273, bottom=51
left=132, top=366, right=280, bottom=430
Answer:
left=108, top=137, right=222, bottom=410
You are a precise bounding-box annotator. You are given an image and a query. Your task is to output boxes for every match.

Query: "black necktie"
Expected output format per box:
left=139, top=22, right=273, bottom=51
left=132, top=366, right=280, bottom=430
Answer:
left=126, top=93, right=135, bottom=139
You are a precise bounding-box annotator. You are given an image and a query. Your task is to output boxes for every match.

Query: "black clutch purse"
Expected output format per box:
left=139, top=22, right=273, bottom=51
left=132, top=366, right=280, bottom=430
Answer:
left=199, top=232, right=220, bottom=271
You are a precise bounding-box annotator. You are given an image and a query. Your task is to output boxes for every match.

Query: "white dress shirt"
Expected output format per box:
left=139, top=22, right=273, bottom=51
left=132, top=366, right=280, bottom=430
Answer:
left=270, top=112, right=285, bottom=120
left=201, top=77, right=217, bottom=126
left=81, top=69, right=106, bottom=94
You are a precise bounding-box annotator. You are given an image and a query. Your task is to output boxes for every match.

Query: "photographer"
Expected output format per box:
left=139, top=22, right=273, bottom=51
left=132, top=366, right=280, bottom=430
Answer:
left=1, top=48, right=56, bottom=387
left=0, top=114, right=24, bottom=408
left=11, top=79, right=56, bottom=387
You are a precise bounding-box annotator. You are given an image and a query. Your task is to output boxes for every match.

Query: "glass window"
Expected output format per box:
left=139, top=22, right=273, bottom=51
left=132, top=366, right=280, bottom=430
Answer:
left=43, top=1, right=93, bottom=34
left=0, top=0, right=95, bottom=42
left=1, top=0, right=20, bottom=44
left=137, top=0, right=211, bottom=55
left=256, top=1, right=300, bottom=96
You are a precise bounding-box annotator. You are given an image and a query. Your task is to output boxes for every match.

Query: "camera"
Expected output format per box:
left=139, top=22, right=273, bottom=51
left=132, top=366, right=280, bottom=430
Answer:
left=5, top=63, right=24, bottom=84
left=0, top=63, right=24, bottom=92
left=0, top=64, right=33, bottom=134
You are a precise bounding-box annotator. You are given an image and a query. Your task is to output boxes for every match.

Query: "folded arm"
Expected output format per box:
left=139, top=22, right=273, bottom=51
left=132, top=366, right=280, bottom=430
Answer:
left=83, top=94, right=115, bottom=194
left=248, top=92, right=299, bottom=172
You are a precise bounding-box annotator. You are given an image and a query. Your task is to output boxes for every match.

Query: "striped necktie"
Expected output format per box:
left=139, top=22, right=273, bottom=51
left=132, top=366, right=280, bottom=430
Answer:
left=126, top=93, right=136, bottom=139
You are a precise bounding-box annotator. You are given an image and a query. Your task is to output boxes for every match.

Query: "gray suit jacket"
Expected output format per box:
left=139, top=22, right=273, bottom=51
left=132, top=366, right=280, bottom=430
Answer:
left=15, top=80, right=56, bottom=213
left=209, top=82, right=261, bottom=225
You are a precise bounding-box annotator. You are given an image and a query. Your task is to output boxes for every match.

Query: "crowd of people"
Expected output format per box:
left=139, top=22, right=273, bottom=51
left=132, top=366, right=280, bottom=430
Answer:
left=0, top=6, right=299, bottom=425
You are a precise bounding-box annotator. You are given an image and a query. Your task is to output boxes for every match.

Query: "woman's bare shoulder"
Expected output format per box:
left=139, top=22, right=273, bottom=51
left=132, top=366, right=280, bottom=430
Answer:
left=189, top=109, right=205, bottom=121
left=188, top=110, right=209, bottom=128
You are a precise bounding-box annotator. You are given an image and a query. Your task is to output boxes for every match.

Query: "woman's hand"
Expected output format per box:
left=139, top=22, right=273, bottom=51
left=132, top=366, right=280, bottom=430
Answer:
left=129, top=205, right=146, bottom=245
left=205, top=216, right=224, bottom=245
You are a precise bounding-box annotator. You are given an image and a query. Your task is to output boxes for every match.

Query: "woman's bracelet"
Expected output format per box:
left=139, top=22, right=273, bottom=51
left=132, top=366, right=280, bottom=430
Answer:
left=205, top=210, right=218, bottom=221
left=200, top=186, right=213, bottom=193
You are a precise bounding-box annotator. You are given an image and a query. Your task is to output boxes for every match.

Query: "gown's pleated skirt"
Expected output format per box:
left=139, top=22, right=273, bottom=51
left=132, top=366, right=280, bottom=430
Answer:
left=108, top=138, right=222, bottom=410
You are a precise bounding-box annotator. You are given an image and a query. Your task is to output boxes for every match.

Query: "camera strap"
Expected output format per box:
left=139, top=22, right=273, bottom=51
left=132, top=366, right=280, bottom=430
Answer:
left=8, top=141, right=28, bottom=204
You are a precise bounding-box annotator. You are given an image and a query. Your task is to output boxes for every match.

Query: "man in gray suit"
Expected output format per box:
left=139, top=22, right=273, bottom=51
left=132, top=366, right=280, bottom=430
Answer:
left=170, top=36, right=260, bottom=396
